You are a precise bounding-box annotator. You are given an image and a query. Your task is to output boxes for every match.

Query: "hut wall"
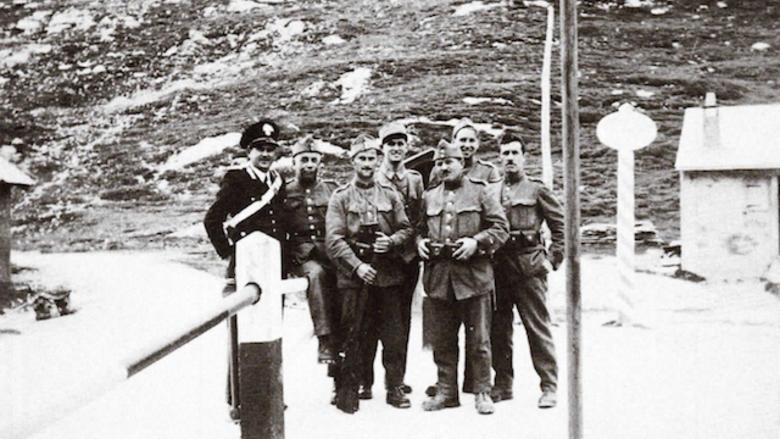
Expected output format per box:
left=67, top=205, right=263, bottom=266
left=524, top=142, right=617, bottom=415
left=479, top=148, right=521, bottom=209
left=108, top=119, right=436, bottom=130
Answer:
left=680, top=171, right=779, bottom=279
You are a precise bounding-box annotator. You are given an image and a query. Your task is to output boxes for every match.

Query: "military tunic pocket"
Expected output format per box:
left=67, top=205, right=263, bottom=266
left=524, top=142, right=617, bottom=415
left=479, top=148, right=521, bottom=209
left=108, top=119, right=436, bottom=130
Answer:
left=510, top=198, right=539, bottom=231
left=516, top=247, right=549, bottom=278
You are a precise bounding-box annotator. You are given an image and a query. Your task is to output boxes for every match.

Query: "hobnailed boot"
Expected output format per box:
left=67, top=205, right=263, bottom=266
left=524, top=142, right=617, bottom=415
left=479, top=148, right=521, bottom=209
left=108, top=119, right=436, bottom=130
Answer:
left=475, top=392, right=495, bottom=415
left=422, top=392, right=460, bottom=411
left=538, top=388, right=557, bottom=409
left=490, top=386, right=514, bottom=403
left=317, top=335, right=337, bottom=364
left=386, top=386, right=411, bottom=408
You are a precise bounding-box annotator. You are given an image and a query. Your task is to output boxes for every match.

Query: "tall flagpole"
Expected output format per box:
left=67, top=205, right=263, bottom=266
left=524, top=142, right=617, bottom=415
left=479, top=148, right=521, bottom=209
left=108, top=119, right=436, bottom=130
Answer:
left=560, top=0, right=582, bottom=438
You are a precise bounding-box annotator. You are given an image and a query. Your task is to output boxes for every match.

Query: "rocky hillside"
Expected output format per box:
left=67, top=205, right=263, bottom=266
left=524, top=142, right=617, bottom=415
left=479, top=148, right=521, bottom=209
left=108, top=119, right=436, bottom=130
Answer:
left=1, top=0, right=778, bottom=254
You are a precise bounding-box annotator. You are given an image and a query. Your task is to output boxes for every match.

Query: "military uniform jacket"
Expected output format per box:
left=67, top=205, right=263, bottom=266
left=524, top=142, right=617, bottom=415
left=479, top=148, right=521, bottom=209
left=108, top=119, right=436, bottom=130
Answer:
left=496, top=175, right=565, bottom=276
left=283, top=178, right=337, bottom=266
left=418, top=176, right=509, bottom=301
left=204, top=164, right=287, bottom=259
left=325, top=178, right=413, bottom=288
left=376, top=162, right=424, bottom=263
left=428, top=158, right=502, bottom=188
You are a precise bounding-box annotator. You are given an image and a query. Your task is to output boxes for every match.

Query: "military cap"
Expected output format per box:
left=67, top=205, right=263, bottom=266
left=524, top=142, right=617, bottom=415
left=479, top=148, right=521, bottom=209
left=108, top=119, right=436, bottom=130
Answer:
left=240, top=119, right=280, bottom=149
left=434, top=139, right=463, bottom=161
left=349, top=133, right=382, bottom=158
left=451, top=117, right=479, bottom=139
left=291, top=135, right=321, bottom=157
left=379, top=122, right=408, bottom=144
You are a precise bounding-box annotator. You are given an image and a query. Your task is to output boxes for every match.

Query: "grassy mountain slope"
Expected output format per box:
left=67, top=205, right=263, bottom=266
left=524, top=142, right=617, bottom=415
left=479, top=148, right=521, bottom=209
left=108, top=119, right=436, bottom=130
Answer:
left=1, top=0, right=778, bottom=253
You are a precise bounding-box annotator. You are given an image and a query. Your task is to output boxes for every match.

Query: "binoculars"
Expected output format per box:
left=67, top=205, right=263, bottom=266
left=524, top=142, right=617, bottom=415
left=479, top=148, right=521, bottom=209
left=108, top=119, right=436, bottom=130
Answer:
left=352, top=223, right=380, bottom=261
left=427, top=241, right=463, bottom=259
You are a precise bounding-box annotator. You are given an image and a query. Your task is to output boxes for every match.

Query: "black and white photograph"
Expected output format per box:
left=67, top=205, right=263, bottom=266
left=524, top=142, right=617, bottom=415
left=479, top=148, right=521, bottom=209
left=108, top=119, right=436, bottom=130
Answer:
left=1, top=0, right=778, bottom=438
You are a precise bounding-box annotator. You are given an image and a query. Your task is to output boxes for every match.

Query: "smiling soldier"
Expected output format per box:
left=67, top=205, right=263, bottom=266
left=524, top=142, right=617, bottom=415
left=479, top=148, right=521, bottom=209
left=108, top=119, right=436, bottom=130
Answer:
left=358, top=122, right=423, bottom=401
left=325, top=134, right=414, bottom=413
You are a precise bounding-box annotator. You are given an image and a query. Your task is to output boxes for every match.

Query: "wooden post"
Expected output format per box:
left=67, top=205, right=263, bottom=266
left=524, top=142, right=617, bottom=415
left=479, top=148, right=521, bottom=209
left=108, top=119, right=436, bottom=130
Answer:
left=540, top=2, right=555, bottom=190
left=0, top=184, right=11, bottom=300
left=560, top=1, right=582, bottom=439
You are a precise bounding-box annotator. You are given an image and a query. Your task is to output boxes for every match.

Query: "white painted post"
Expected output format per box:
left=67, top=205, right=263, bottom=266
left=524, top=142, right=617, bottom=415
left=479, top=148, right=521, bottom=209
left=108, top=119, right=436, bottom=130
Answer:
left=596, top=103, right=657, bottom=327
left=528, top=0, right=555, bottom=189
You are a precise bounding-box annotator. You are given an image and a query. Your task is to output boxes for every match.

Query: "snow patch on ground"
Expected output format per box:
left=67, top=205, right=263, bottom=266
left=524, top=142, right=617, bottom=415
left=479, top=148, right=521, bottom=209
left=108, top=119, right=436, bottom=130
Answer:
left=322, top=34, right=346, bottom=45
left=333, top=67, right=372, bottom=104
left=463, top=97, right=513, bottom=105
left=226, top=0, right=270, bottom=13
left=161, top=132, right=241, bottom=172
left=16, top=10, right=52, bottom=33
left=103, top=79, right=199, bottom=113
left=0, top=44, right=52, bottom=68
left=46, top=8, right=95, bottom=35
left=452, top=1, right=502, bottom=17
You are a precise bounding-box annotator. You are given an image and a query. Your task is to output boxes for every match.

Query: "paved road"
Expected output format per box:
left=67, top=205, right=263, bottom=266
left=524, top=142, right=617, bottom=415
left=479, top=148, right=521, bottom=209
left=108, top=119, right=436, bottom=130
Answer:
left=2, top=251, right=778, bottom=439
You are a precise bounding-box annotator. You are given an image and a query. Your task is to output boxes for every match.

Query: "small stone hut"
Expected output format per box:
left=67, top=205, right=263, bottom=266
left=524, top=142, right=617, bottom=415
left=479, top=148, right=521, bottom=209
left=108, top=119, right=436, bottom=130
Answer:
left=675, top=94, right=780, bottom=280
left=0, top=157, right=34, bottom=297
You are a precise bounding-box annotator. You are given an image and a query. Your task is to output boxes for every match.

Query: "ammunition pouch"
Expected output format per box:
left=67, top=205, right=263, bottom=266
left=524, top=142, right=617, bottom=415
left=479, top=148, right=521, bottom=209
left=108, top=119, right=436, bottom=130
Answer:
left=506, top=230, right=542, bottom=250
left=427, top=241, right=488, bottom=260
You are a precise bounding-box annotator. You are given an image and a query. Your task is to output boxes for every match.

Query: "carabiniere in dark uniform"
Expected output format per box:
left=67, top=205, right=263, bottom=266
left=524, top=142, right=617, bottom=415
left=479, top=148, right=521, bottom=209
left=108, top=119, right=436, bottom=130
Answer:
left=202, top=119, right=287, bottom=420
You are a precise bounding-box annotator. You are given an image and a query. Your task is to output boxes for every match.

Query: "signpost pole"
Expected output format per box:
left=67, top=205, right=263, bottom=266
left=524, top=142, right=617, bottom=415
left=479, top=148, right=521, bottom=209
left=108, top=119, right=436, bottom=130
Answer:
left=560, top=1, right=582, bottom=438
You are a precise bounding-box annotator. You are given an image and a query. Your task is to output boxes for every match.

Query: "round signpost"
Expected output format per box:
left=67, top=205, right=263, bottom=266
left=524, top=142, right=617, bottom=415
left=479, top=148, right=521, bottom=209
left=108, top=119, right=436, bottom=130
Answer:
left=596, top=103, right=657, bottom=326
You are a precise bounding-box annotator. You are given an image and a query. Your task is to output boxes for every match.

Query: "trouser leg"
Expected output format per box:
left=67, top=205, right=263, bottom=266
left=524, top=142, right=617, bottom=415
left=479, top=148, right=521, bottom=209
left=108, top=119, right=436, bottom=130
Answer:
left=398, top=261, right=419, bottom=379
left=460, top=294, right=492, bottom=395
left=516, top=275, right=558, bottom=391
left=335, top=286, right=369, bottom=413
left=429, top=297, right=460, bottom=398
left=491, top=276, right=515, bottom=390
left=375, top=285, right=406, bottom=389
left=297, top=260, right=337, bottom=336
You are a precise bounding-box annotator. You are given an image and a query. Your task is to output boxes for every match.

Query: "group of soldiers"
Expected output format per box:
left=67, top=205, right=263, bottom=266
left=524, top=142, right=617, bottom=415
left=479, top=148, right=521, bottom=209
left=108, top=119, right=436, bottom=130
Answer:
left=204, top=117, right=564, bottom=416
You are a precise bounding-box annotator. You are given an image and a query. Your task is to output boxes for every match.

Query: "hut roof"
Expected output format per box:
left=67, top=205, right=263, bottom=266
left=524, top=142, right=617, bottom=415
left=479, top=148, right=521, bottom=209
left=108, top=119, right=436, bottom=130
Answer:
left=675, top=102, right=780, bottom=171
left=0, top=156, right=35, bottom=186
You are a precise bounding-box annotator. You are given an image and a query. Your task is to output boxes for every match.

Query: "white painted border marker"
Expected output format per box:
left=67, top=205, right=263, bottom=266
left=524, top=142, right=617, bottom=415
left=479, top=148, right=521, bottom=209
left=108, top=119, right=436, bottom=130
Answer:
left=596, top=103, right=657, bottom=327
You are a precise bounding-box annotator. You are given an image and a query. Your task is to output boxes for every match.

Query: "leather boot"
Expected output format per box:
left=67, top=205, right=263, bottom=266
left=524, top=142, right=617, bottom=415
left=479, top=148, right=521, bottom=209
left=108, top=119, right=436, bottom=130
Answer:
left=422, top=392, right=460, bottom=411
left=475, top=392, right=495, bottom=415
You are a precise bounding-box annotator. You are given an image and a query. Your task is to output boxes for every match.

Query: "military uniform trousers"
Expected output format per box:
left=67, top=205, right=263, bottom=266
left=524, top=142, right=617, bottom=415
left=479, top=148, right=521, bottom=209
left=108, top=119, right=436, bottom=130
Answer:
left=335, top=284, right=406, bottom=409
left=289, top=258, right=339, bottom=337
left=360, top=260, right=419, bottom=388
left=491, top=265, right=558, bottom=392
left=428, top=291, right=492, bottom=398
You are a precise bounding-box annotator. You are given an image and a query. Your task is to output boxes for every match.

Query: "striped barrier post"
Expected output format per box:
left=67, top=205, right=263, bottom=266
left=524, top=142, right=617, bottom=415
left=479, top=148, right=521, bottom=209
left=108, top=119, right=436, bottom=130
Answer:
left=596, top=103, right=657, bottom=327
left=1, top=232, right=307, bottom=439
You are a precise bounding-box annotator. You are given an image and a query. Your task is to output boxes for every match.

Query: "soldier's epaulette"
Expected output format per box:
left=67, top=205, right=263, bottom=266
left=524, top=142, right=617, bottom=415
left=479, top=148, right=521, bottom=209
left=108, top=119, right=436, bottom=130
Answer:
left=333, top=182, right=351, bottom=194
left=477, top=158, right=498, bottom=168
left=528, top=176, right=545, bottom=184
left=467, top=175, right=489, bottom=185
left=284, top=176, right=298, bottom=186
left=423, top=180, right=442, bottom=191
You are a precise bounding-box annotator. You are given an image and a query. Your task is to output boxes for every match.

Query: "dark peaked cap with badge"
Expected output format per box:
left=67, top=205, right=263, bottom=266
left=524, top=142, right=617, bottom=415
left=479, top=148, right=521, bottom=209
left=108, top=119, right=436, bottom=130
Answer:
left=349, top=133, right=382, bottom=158
left=292, top=135, right=321, bottom=157
left=240, top=119, right=280, bottom=149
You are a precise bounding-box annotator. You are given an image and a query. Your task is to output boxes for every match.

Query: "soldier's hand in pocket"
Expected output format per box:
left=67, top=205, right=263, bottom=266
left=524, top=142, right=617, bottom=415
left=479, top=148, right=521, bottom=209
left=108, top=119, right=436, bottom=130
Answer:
left=453, top=237, right=478, bottom=261
left=356, top=263, right=377, bottom=284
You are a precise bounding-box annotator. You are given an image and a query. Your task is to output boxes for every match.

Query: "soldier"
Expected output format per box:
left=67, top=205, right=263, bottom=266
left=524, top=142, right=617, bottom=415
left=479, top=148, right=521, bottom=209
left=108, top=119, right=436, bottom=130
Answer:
left=425, top=119, right=502, bottom=398
left=203, top=119, right=287, bottom=419
left=325, top=134, right=414, bottom=413
left=358, top=122, right=423, bottom=400
left=490, top=133, right=564, bottom=409
left=417, top=140, right=508, bottom=415
left=428, top=118, right=502, bottom=188
left=283, top=136, right=340, bottom=365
